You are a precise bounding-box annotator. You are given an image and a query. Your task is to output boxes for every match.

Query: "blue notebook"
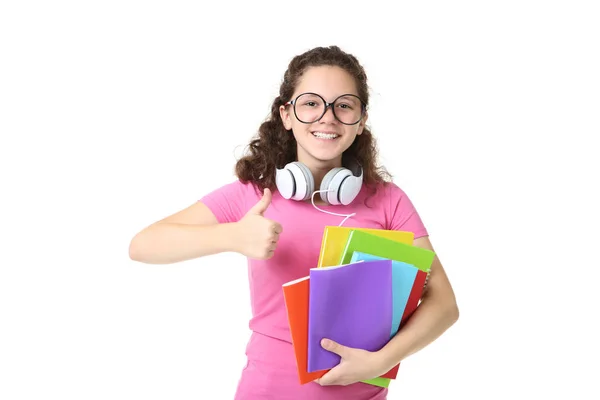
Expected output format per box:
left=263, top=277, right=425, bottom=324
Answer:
left=350, top=251, right=418, bottom=336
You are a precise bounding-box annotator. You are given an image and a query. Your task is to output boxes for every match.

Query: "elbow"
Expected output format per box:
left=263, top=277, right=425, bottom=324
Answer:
left=451, top=303, right=460, bottom=325
left=448, top=296, right=460, bottom=325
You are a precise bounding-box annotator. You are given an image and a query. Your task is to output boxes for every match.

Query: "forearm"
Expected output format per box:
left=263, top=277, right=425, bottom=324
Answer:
left=378, top=292, right=459, bottom=369
left=129, top=222, right=239, bottom=264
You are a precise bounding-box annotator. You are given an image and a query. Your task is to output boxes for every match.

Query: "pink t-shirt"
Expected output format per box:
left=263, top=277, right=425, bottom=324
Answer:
left=200, top=180, right=428, bottom=400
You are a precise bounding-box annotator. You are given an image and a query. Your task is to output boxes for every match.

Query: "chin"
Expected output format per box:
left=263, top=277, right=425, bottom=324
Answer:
left=304, top=149, right=345, bottom=164
left=296, top=135, right=353, bottom=164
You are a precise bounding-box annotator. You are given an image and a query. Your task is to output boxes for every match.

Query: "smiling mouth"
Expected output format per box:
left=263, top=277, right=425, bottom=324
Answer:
left=312, top=131, right=340, bottom=140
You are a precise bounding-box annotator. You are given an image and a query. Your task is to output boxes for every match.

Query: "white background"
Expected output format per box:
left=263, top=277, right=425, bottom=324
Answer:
left=1, top=1, right=599, bottom=399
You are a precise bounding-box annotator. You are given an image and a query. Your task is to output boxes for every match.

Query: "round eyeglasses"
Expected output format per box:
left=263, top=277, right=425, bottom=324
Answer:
left=284, top=92, right=366, bottom=125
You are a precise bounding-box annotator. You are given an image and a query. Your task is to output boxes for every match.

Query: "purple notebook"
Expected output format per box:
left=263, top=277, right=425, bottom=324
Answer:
left=307, top=259, right=393, bottom=372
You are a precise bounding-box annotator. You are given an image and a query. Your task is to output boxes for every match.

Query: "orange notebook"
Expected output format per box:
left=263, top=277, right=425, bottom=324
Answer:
left=282, top=276, right=391, bottom=388
left=282, top=276, right=327, bottom=384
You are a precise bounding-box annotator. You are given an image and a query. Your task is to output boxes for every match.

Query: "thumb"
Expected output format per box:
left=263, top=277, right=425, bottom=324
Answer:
left=247, top=188, right=272, bottom=215
left=321, top=338, right=348, bottom=358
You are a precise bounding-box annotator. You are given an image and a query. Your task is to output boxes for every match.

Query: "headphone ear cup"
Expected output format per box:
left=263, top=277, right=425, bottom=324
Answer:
left=278, top=162, right=313, bottom=201
left=321, top=165, right=363, bottom=205
left=275, top=165, right=295, bottom=199
left=338, top=170, right=363, bottom=205
left=292, top=162, right=314, bottom=200
left=320, top=167, right=346, bottom=204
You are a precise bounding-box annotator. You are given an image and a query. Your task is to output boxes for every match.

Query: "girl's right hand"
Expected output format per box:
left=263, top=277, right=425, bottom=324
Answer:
left=234, top=188, right=283, bottom=260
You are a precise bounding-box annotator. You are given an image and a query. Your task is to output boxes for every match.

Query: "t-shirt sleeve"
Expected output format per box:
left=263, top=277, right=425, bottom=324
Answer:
left=198, top=180, right=255, bottom=224
left=385, top=183, right=429, bottom=239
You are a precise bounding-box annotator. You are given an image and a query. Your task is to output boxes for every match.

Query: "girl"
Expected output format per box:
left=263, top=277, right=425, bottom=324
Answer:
left=129, top=45, right=459, bottom=400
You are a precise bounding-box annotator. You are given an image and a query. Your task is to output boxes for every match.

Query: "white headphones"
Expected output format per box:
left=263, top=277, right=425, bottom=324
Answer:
left=275, top=159, right=363, bottom=205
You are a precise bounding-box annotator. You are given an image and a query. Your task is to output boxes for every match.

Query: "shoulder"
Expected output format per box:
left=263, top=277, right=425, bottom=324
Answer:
left=359, top=181, right=427, bottom=235
left=203, top=178, right=260, bottom=198
left=199, top=178, right=262, bottom=223
left=362, top=181, right=409, bottom=206
left=377, top=182, right=428, bottom=236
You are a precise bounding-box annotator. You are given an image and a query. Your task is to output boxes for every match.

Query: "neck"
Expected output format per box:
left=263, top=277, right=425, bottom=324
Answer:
left=311, top=163, right=337, bottom=189
left=297, top=156, right=343, bottom=202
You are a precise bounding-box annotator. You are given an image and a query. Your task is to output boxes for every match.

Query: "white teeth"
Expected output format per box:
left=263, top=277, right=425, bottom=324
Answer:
left=312, top=132, right=339, bottom=139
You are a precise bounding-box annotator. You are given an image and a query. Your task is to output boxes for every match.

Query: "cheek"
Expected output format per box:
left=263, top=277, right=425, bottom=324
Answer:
left=345, top=126, right=362, bottom=138
left=292, top=121, right=310, bottom=134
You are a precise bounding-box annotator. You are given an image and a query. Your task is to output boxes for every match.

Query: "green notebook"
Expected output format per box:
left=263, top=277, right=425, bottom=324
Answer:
left=363, top=377, right=391, bottom=388
left=340, top=230, right=436, bottom=273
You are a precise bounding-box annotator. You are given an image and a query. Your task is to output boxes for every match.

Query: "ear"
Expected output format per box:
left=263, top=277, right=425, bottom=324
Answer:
left=279, top=104, right=293, bottom=130
left=356, top=111, right=368, bottom=135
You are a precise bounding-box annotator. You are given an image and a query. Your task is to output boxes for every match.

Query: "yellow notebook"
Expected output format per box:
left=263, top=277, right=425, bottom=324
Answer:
left=317, top=226, right=414, bottom=268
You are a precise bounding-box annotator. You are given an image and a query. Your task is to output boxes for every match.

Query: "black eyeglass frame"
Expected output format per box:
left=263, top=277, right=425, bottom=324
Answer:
left=283, top=92, right=367, bottom=126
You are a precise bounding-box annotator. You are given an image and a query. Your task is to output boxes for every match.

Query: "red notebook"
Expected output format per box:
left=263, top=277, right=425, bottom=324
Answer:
left=401, top=269, right=428, bottom=324
left=381, top=268, right=428, bottom=378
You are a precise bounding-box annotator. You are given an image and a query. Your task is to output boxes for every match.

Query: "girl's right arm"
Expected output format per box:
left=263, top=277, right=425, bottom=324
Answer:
left=128, top=188, right=281, bottom=264
left=128, top=201, right=240, bottom=265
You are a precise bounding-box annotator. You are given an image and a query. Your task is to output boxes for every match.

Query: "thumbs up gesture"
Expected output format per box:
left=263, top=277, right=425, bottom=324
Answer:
left=234, top=188, right=283, bottom=260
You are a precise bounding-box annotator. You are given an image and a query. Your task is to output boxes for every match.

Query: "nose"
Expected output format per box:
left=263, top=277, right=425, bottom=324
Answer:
left=320, top=104, right=337, bottom=123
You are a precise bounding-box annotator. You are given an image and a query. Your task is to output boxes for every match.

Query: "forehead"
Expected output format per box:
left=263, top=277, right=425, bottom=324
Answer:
left=294, top=66, right=358, bottom=99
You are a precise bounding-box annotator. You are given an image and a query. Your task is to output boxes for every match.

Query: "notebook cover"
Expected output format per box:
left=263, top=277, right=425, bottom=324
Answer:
left=401, top=269, right=428, bottom=325
left=362, top=376, right=391, bottom=388
left=317, top=226, right=414, bottom=268
left=282, top=275, right=392, bottom=387
left=350, top=252, right=418, bottom=336
left=340, top=230, right=435, bottom=273
left=307, top=260, right=393, bottom=372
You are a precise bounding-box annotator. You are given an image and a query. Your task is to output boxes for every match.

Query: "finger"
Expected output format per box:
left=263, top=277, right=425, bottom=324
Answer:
left=270, top=230, right=280, bottom=242
left=321, top=338, right=348, bottom=358
left=272, top=222, right=283, bottom=235
left=268, top=223, right=282, bottom=242
left=315, top=369, right=341, bottom=386
left=266, top=235, right=278, bottom=246
left=247, top=188, right=272, bottom=216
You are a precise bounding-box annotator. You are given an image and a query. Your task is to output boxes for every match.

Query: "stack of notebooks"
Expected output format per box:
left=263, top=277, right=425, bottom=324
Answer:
left=282, top=226, right=436, bottom=388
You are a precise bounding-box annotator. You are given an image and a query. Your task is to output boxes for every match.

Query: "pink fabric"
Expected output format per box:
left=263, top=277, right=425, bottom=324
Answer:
left=200, top=180, right=428, bottom=400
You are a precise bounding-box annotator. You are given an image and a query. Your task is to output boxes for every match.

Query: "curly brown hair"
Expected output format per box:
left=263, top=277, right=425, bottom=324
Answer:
left=235, top=45, right=392, bottom=194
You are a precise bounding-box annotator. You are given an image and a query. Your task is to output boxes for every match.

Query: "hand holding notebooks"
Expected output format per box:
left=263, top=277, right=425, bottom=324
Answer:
left=307, top=260, right=394, bottom=372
